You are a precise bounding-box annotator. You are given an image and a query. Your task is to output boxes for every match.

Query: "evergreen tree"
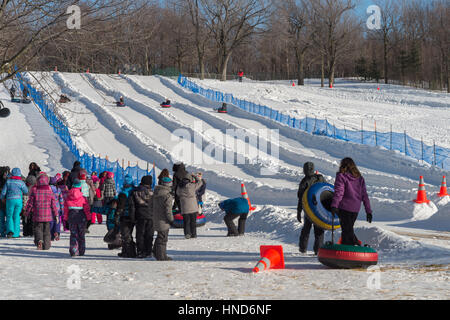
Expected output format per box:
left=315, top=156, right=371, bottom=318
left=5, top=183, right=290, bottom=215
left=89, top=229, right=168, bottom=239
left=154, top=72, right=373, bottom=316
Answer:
left=355, top=56, right=368, bottom=81
left=369, top=59, right=381, bottom=82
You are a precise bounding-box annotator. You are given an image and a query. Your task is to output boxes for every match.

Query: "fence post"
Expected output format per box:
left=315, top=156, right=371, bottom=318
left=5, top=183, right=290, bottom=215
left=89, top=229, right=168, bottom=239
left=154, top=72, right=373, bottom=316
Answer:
left=390, top=124, right=392, bottom=150
left=433, top=141, right=436, bottom=166
left=361, top=120, right=364, bottom=144
left=374, top=120, right=377, bottom=146
left=421, top=137, right=424, bottom=163
left=404, top=130, right=407, bottom=155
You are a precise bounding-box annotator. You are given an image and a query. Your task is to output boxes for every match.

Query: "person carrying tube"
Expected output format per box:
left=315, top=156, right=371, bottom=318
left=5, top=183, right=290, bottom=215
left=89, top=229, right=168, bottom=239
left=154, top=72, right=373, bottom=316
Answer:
left=218, top=197, right=249, bottom=237
left=330, top=157, right=373, bottom=246
left=297, top=162, right=326, bottom=255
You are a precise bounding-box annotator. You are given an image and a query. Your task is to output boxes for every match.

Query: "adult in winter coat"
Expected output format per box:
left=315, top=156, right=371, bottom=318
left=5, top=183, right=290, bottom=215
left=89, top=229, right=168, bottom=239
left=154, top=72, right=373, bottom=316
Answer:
left=49, top=176, right=64, bottom=241
left=129, top=175, right=154, bottom=258
left=1, top=168, right=28, bottom=238
left=172, top=162, right=187, bottom=212
left=63, top=180, right=91, bottom=256
left=67, top=161, right=83, bottom=189
left=25, top=173, right=59, bottom=250
left=117, top=175, right=136, bottom=258
left=331, top=157, right=373, bottom=246
left=152, top=176, right=174, bottom=261
left=219, top=197, right=249, bottom=236
left=22, top=175, right=37, bottom=237
left=176, top=173, right=204, bottom=239
left=297, top=162, right=326, bottom=255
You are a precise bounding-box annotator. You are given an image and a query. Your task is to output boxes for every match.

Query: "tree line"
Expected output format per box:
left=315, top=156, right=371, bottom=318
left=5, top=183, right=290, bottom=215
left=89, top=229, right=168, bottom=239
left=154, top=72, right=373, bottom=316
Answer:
left=1, top=0, right=448, bottom=92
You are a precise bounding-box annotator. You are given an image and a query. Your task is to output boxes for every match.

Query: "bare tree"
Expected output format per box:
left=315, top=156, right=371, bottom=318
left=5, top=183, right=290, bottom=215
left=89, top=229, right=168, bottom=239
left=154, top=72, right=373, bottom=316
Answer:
left=201, top=0, right=271, bottom=81
left=310, top=0, right=359, bottom=88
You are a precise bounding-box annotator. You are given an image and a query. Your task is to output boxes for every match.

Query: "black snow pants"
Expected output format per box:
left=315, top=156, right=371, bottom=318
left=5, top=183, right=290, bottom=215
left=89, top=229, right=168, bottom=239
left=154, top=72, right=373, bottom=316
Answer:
left=34, top=222, right=51, bottom=250
left=224, top=213, right=248, bottom=236
left=337, top=209, right=359, bottom=245
left=135, top=218, right=154, bottom=257
left=120, top=219, right=136, bottom=258
left=299, top=215, right=324, bottom=254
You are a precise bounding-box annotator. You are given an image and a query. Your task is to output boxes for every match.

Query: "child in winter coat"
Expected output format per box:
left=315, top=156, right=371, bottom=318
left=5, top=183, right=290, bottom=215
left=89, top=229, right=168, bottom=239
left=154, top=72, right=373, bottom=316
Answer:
left=25, top=173, right=59, bottom=250
left=64, top=179, right=91, bottom=256
left=1, top=168, right=28, bottom=238
left=90, top=175, right=103, bottom=224
left=49, top=175, right=64, bottom=241
left=101, top=172, right=117, bottom=206
left=22, top=175, right=37, bottom=237
left=219, top=197, right=249, bottom=237
left=331, top=157, right=373, bottom=246
left=297, top=162, right=326, bottom=255
left=152, top=177, right=174, bottom=261
left=56, top=177, right=69, bottom=231
left=117, top=175, right=136, bottom=258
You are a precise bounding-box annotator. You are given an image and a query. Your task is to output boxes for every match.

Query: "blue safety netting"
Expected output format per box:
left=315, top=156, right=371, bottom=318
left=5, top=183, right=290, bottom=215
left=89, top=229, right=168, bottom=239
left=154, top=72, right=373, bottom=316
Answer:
left=178, top=74, right=449, bottom=170
left=15, top=71, right=157, bottom=190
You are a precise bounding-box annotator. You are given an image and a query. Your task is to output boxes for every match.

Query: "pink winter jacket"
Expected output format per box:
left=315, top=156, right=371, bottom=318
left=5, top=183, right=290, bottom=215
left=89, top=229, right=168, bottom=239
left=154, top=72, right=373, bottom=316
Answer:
left=63, top=187, right=91, bottom=221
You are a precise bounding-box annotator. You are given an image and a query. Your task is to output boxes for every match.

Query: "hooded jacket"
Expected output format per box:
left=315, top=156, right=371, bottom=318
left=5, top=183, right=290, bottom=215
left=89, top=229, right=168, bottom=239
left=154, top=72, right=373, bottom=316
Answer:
left=129, top=183, right=153, bottom=220
left=297, top=162, right=325, bottom=213
left=0, top=168, right=28, bottom=201
left=176, top=174, right=203, bottom=215
left=25, top=174, right=58, bottom=222
left=63, top=187, right=91, bottom=221
left=152, top=184, right=174, bottom=232
left=331, top=172, right=372, bottom=214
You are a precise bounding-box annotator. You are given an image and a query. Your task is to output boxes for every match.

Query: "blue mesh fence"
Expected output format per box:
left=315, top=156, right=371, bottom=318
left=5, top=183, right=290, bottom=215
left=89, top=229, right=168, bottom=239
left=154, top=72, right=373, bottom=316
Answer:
left=178, top=74, right=449, bottom=170
left=15, top=71, right=157, bottom=190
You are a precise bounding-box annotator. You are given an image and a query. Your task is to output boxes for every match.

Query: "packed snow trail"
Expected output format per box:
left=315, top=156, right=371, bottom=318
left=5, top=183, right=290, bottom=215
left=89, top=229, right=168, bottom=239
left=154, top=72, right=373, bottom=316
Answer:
left=0, top=85, right=75, bottom=175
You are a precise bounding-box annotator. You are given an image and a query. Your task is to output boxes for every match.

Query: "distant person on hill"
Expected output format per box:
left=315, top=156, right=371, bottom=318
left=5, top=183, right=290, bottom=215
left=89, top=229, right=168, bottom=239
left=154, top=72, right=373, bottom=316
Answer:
left=331, top=157, right=373, bottom=246
left=297, top=162, right=326, bottom=255
left=238, top=70, right=244, bottom=82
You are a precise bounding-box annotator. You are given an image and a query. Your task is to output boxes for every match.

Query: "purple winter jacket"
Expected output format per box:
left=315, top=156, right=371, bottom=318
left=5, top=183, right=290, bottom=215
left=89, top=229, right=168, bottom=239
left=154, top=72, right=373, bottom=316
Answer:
left=331, top=172, right=372, bottom=214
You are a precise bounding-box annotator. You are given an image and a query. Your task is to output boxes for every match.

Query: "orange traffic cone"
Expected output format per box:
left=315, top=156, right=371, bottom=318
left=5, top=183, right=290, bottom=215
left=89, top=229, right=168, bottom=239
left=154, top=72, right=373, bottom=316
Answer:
left=252, top=245, right=285, bottom=273
left=414, top=176, right=430, bottom=204
left=241, top=183, right=256, bottom=211
left=437, top=176, right=449, bottom=197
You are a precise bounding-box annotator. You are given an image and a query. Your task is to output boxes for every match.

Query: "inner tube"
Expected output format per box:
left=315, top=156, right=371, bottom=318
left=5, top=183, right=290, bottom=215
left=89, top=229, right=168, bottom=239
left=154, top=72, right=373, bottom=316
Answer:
left=160, top=104, right=171, bottom=108
left=217, top=110, right=227, bottom=113
left=0, top=108, right=11, bottom=118
left=22, top=98, right=32, bottom=104
left=116, top=102, right=125, bottom=107
left=302, top=183, right=340, bottom=230
left=11, top=98, right=22, bottom=103
left=318, top=242, right=378, bottom=269
left=172, top=213, right=206, bottom=229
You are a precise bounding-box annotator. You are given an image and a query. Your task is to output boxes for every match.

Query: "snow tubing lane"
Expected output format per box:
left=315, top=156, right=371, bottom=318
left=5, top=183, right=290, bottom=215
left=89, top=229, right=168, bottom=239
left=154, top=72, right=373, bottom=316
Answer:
left=0, top=108, right=11, bottom=118
left=172, top=213, right=206, bottom=228
left=318, top=243, right=378, bottom=269
left=302, top=183, right=340, bottom=230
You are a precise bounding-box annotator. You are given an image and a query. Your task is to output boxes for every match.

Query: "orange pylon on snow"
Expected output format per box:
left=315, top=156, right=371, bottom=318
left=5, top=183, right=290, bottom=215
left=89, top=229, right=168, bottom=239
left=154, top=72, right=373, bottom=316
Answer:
left=241, top=183, right=256, bottom=211
left=252, top=245, right=285, bottom=273
left=437, top=176, right=449, bottom=197
left=414, top=176, right=430, bottom=204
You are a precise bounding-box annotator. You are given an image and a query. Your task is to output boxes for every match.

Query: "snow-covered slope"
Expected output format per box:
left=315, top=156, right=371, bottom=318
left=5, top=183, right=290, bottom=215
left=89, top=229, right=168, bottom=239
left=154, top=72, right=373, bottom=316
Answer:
left=1, top=73, right=449, bottom=300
